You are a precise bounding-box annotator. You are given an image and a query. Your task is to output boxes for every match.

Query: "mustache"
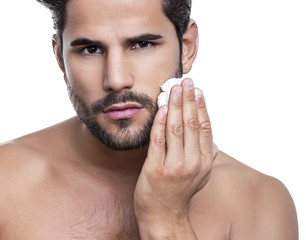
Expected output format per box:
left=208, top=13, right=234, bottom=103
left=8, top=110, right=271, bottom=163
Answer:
left=91, top=91, right=156, bottom=114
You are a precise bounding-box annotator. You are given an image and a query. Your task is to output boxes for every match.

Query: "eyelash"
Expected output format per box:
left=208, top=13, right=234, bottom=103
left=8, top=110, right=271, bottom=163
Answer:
left=79, top=46, right=102, bottom=55
left=131, top=41, right=156, bottom=50
left=78, top=41, right=156, bottom=55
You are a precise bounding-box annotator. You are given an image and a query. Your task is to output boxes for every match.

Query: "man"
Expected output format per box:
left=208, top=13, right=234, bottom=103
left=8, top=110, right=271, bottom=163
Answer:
left=0, top=0, right=298, bottom=239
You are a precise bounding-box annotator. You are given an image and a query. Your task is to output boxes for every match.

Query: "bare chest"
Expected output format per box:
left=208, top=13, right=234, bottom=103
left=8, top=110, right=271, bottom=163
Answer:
left=4, top=187, right=140, bottom=240
left=3, top=166, right=232, bottom=240
left=4, top=194, right=232, bottom=240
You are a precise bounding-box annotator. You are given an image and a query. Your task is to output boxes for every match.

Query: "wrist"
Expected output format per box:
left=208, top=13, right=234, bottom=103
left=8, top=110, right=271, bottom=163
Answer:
left=137, top=216, right=196, bottom=240
left=134, top=203, right=189, bottom=223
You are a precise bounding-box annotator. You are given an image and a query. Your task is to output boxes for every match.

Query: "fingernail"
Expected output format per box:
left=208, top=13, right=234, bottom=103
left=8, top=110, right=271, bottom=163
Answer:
left=175, top=86, right=182, bottom=96
left=162, top=106, right=168, bottom=115
left=195, top=88, right=203, bottom=100
left=184, top=79, right=194, bottom=89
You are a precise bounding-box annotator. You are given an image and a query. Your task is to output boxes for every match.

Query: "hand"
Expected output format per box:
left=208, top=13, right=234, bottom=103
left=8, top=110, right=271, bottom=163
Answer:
left=134, top=78, right=217, bottom=227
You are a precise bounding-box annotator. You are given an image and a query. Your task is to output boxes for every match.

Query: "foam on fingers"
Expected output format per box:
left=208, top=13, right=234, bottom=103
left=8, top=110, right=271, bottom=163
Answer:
left=157, top=78, right=183, bottom=108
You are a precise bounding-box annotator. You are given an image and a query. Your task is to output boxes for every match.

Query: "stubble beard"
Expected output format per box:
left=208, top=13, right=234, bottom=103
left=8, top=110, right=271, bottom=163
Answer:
left=66, top=61, right=182, bottom=151
left=67, top=86, right=158, bottom=151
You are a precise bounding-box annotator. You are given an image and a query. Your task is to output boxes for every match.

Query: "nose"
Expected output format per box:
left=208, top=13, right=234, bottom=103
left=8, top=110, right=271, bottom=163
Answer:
left=103, top=49, right=134, bottom=92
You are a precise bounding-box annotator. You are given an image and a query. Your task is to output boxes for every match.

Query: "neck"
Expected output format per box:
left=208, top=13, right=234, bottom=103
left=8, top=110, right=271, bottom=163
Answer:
left=71, top=117, right=148, bottom=174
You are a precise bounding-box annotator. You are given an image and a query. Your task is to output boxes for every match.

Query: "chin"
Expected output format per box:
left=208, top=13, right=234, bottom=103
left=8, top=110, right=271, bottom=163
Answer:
left=83, top=112, right=156, bottom=151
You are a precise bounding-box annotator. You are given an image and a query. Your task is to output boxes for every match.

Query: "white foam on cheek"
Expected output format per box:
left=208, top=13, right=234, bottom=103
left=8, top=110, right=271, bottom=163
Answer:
left=157, top=78, right=183, bottom=108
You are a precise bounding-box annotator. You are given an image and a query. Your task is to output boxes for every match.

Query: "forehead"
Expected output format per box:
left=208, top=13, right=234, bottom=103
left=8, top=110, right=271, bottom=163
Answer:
left=64, top=0, right=175, bottom=40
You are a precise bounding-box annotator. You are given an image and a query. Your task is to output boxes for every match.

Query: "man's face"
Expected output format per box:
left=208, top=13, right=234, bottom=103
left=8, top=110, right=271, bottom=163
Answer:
left=61, top=0, right=181, bottom=150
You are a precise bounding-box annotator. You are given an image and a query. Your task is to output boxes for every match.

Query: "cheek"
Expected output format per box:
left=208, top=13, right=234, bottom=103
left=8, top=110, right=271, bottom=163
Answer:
left=132, top=46, right=180, bottom=100
left=64, top=55, right=105, bottom=102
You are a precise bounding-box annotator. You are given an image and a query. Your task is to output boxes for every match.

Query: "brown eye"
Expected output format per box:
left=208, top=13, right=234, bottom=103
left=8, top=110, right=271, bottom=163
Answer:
left=87, top=46, right=98, bottom=53
left=131, top=41, right=154, bottom=50
left=81, top=46, right=102, bottom=55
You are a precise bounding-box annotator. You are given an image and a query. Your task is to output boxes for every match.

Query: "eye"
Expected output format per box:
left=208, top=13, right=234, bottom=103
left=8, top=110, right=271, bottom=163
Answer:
left=131, top=41, right=154, bottom=50
left=81, top=46, right=102, bottom=55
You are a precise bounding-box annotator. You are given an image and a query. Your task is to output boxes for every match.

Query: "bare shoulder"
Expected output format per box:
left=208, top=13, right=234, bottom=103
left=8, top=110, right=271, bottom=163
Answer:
left=208, top=151, right=299, bottom=239
left=0, top=139, right=52, bottom=181
left=0, top=117, right=76, bottom=183
left=0, top=119, right=69, bottom=179
left=0, top=120, right=75, bottom=224
left=0, top=141, right=51, bottom=229
left=0, top=137, right=57, bottom=194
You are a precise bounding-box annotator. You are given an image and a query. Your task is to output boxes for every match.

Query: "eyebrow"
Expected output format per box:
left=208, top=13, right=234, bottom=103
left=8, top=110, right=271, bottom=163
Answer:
left=70, top=38, right=103, bottom=47
left=70, top=34, right=163, bottom=48
left=125, top=34, right=163, bottom=45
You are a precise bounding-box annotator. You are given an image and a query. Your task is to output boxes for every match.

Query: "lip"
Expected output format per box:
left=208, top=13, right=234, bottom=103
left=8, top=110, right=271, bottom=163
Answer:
left=103, top=103, right=143, bottom=120
left=103, top=103, right=143, bottom=112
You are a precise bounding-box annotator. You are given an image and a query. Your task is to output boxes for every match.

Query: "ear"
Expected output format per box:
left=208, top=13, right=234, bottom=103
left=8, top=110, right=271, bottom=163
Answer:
left=181, top=19, right=199, bottom=74
left=52, top=34, right=66, bottom=74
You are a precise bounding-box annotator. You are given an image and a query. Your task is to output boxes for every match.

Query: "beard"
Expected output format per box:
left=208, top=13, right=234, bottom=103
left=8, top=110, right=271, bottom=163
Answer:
left=67, top=86, right=157, bottom=151
left=66, top=58, right=182, bottom=151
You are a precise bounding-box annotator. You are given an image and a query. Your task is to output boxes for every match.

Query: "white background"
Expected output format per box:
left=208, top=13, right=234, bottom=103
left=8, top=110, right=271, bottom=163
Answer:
left=0, top=0, right=305, bottom=237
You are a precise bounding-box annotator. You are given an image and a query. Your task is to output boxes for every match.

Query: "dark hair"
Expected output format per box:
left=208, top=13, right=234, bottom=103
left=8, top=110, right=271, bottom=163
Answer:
left=162, top=0, right=192, bottom=54
left=37, top=0, right=191, bottom=49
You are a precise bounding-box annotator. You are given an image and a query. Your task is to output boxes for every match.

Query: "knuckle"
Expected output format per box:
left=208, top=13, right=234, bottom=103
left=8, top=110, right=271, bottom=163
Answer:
left=185, top=117, right=199, bottom=130
left=143, top=163, right=163, bottom=177
left=199, top=120, right=212, bottom=133
left=188, top=160, right=201, bottom=175
left=153, top=135, right=166, bottom=146
left=197, top=101, right=207, bottom=109
left=172, top=97, right=182, bottom=106
left=183, top=155, right=201, bottom=176
left=142, top=163, right=154, bottom=175
left=156, top=119, right=167, bottom=127
left=171, top=124, right=184, bottom=137
left=185, top=95, right=196, bottom=102
left=174, top=160, right=185, bottom=174
left=163, top=160, right=184, bottom=177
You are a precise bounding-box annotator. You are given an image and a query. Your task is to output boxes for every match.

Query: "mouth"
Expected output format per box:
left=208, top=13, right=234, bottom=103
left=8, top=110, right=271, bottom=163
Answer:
left=103, top=102, right=143, bottom=120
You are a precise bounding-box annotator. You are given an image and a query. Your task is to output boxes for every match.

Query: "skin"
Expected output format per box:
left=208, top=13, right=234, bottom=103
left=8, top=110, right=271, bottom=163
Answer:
left=0, top=0, right=298, bottom=239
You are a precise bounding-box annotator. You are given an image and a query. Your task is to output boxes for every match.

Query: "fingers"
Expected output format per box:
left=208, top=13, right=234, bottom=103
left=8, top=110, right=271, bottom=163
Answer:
left=181, top=79, right=200, bottom=157
left=165, top=85, right=184, bottom=168
left=164, top=78, right=204, bottom=170
left=149, top=78, right=213, bottom=173
left=146, top=106, right=168, bottom=169
left=194, top=88, right=213, bottom=160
